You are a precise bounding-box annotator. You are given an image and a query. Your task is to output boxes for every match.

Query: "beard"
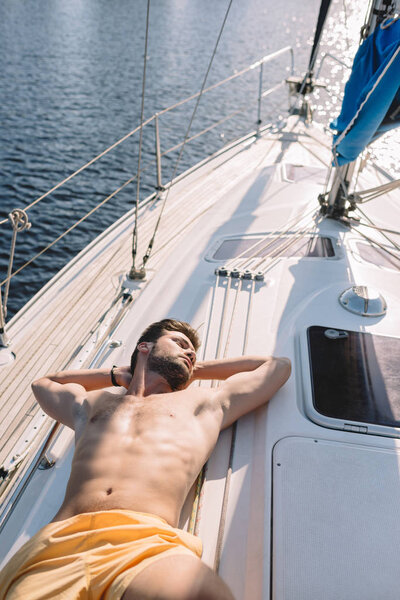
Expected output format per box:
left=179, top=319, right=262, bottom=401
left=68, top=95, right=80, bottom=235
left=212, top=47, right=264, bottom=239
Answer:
left=147, top=349, right=190, bottom=391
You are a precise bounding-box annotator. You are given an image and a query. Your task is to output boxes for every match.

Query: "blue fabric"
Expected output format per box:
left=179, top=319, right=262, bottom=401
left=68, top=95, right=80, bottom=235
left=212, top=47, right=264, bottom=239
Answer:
left=330, top=18, right=400, bottom=165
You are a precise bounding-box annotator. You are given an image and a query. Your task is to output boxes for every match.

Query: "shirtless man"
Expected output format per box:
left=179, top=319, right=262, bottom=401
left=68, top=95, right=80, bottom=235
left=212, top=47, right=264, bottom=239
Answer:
left=0, top=318, right=290, bottom=600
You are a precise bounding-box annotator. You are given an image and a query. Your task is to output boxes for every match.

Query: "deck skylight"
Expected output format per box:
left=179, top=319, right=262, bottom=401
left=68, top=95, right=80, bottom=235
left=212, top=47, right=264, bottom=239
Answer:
left=307, top=326, right=400, bottom=432
left=212, top=235, right=334, bottom=260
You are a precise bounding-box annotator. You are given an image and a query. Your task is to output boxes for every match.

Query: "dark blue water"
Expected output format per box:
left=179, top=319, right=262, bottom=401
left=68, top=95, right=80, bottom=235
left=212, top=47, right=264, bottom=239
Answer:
left=0, top=0, right=397, bottom=320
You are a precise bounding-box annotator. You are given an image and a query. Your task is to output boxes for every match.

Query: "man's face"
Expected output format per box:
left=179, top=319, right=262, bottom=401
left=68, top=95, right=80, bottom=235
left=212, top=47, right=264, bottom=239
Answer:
left=147, top=331, right=196, bottom=391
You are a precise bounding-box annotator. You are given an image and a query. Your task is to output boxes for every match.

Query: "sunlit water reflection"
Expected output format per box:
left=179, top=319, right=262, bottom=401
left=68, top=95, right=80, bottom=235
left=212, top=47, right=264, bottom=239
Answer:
left=0, top=0, right=398, bottom=319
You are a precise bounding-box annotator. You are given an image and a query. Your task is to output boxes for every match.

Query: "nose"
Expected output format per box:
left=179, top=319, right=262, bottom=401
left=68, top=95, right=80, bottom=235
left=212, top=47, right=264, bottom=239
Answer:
left=186, top=348, right=196, bottom=365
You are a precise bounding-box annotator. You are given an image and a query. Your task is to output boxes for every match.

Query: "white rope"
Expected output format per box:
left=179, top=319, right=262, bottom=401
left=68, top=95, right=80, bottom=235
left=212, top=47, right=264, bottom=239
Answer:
left=354, top=178, right=400, bottom=202
left=214, top=268, right=256, bottom=573
left=347, top=219, right=400, bottom=236
left=224, top=205, right=318, bottom=271
left=211, top=275, right=233, bottom=389
left=252, top=220, right=320, bottom=273
left=225, top=208, right=319, bottom=273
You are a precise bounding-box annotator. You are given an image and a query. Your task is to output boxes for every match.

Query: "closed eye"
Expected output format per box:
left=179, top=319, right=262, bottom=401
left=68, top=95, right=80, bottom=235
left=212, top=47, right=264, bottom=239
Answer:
left=172, top=336, right=195, bottom=361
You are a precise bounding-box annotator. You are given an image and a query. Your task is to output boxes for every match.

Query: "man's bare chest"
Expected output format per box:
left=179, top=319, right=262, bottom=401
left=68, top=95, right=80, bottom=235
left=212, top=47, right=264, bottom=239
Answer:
left=72, top=395, right=217, bottom=486
left=86, top=392, right=192, bottom=426
left=75, top=390, right=220, bottom=459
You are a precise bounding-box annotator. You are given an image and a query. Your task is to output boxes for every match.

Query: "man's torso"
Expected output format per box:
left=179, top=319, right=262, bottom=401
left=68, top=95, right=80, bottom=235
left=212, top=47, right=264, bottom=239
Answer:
left=53, top=386, right=222, bottom=526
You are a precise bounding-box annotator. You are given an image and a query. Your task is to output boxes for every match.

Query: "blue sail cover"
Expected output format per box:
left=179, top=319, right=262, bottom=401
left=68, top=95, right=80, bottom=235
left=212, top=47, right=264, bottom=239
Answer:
left=330, top=18, right=400, bottom=165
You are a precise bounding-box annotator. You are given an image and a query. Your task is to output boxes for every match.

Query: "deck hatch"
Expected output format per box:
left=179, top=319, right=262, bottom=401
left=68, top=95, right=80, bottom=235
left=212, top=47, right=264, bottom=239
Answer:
left=273, top=437, right=400, bottom=599
left=307, top=326, right=400, bottom=429
left=212, top=235, right=334, bottom=260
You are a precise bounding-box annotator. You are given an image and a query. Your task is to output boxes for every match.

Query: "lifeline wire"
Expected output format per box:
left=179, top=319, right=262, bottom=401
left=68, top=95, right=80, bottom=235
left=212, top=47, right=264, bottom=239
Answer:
left=0, top=176, right=137, bottom=288
left=0, top=46, right=290, bottom=232
left=0, top=115, right=156, bottom=229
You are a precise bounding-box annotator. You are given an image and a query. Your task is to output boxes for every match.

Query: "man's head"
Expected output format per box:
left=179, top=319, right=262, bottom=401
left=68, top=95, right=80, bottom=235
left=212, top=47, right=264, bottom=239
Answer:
left=130, top=319, right=200, bottom=390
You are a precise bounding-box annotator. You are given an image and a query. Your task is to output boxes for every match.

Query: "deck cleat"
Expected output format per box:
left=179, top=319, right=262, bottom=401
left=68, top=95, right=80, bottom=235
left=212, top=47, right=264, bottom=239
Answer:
left=38, top=455, right=56, bottom=470
left=215, top=266, right=230, bottom=277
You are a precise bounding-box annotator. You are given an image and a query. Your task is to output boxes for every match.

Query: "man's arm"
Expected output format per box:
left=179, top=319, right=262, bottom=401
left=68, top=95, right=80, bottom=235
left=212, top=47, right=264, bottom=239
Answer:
left=31, top=366, right=131, bottom=429
left=211, top=356, right=291, bottom=429
left=191, top=356, right=270, bottom=382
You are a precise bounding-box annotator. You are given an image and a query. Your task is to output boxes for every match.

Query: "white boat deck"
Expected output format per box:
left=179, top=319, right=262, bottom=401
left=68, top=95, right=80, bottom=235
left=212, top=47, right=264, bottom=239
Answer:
left=1, top=116, right=400, bottom=599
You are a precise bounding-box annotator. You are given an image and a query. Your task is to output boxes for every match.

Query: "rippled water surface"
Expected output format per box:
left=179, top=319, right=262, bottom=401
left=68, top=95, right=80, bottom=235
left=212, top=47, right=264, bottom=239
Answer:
left=0, top=0, right=398, bottom=319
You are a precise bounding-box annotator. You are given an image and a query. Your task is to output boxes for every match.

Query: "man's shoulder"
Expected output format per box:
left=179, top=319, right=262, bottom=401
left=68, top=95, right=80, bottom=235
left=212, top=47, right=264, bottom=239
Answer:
left=176, top=384, right=214, bottom=399
left=173, top=385, right=221, bottom=415
left=80, top=388, right=123, bottom=413
left=89, top=387, right=124, bottom=398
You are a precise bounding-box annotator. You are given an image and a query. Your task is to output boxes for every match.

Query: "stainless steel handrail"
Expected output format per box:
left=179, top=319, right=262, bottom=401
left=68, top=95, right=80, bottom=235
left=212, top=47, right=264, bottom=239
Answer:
left=0, top=47, right=294, bottom=331
left=315, top=52, right=352, bottom=79
left=0, top=46, right=294, bottom=227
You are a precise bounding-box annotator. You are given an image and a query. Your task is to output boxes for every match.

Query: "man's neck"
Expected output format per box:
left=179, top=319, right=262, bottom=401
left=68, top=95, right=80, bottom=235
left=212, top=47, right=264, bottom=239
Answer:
left=127, top=361, right=172, bottom=397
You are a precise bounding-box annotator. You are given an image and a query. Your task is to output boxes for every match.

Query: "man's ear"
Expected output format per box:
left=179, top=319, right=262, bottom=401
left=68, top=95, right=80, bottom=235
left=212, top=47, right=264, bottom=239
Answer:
left=137, top=341, right=153, bottom=355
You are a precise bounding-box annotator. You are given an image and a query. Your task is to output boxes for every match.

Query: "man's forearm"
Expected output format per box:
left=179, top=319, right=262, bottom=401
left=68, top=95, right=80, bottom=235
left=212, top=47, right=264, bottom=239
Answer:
left=37, top=367, right=124, bottom=391
left=192, top=356, right=270, bottom=381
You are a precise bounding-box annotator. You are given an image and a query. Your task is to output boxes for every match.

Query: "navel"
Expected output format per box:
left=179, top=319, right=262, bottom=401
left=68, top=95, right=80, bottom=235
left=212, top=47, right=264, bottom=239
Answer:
left=106, top=487, right=113, bottom=495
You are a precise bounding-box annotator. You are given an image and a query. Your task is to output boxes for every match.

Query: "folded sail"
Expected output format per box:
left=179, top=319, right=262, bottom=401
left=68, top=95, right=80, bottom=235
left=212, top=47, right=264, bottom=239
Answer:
left=330, top=18, right=400, bottom=165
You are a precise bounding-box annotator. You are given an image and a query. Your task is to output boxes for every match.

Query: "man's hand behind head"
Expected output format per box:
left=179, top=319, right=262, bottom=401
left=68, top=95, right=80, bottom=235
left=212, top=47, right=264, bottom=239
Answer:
left=114, top=366, right=133, bottom=389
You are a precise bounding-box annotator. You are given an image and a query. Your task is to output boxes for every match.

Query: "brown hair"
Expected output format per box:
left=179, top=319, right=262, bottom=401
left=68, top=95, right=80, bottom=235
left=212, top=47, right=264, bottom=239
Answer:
left=130, top=318, right=200, bottom=374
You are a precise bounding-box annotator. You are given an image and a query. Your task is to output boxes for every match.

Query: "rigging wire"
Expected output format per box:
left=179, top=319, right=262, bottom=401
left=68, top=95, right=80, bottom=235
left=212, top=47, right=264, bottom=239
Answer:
left=137, top=0, right=235, bottom=272
left=0, top=48, right=289, bottom=231
left=308, top=0, right=333, bottom=75
left=289, top=0, right=332, bottom=114
left=355, top=204, right=400, bottom=252
left=130, top=0, right=151, bottom=278
left=346, top=219, right=400, bottom=236
left=350, top=223, right=400, bottom=264
left=342, top=0, right=351, bottom=51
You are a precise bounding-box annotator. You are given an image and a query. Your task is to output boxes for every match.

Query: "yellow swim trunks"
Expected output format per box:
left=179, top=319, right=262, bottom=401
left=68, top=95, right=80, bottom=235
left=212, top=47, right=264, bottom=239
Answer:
left=0, top=509, right=202, bottom=599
